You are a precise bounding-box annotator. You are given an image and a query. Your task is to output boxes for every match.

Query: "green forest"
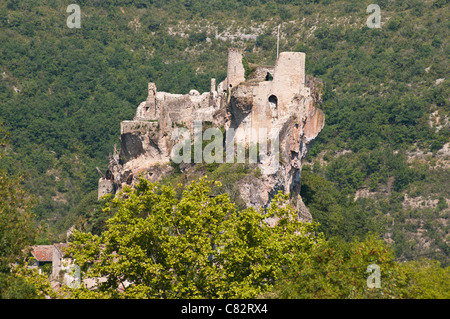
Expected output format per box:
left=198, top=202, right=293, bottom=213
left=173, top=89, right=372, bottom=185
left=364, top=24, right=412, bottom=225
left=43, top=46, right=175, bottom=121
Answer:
left=0, top=0, right=449, bottom=298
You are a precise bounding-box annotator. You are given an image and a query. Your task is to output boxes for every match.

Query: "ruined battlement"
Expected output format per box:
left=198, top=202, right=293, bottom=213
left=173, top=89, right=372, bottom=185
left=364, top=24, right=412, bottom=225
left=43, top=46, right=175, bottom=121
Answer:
left=132, top=79, right=222, bottom=131
left=128, top=48, right=311, bottom=136
left=226, top=50, right=312, bottom=139
left=121, top=120, right=158, bottom=135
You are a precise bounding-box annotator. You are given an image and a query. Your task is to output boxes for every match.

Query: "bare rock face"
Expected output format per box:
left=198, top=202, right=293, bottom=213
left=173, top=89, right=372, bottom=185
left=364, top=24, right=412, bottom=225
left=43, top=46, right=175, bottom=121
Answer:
left=101, top=48, right=325, bottom=222
left=229, top=84, right=254, bottom=126
left=232, top=98, right=324, bottom=221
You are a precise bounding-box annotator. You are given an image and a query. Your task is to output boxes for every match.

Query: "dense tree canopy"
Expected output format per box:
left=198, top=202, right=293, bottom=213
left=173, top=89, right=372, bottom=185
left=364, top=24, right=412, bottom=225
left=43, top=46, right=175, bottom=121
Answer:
left=63, top=177, right=320, bottom=298
left=0, top=124, right=37, bottom=298
left=10, top=177, right=449, bottom=299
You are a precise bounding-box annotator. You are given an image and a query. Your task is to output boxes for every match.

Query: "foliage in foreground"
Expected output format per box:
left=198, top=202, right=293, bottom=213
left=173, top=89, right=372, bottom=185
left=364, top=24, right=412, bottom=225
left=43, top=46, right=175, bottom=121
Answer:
left=63, top=177, right=320, bottom=299
left=0, top=124, right=38, bottom=298
left=270, top=237, right=448, bottom=299
left=7, top=177, right=449, bottom=299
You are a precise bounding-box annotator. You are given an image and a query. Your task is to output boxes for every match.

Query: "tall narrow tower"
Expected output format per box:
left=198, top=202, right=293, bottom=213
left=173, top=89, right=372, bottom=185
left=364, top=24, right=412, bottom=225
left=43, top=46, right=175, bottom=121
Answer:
left=226, top=48, right=246, bottom=90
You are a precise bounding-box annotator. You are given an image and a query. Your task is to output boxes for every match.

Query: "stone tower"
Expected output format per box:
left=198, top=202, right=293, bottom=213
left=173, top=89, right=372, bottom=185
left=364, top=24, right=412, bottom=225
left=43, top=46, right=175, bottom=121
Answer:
left=98, top=178, right=114, bottom=200
left=226, top=48, right=246, bottom=90
left=134, top=82, right=158, bottom=120
left=144, top=82, right=157, bottom=118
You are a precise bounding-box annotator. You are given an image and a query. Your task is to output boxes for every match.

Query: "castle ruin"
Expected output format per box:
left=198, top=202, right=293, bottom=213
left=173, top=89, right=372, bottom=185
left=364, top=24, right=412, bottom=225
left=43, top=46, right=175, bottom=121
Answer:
left=98, top=48, right=325, bottom=220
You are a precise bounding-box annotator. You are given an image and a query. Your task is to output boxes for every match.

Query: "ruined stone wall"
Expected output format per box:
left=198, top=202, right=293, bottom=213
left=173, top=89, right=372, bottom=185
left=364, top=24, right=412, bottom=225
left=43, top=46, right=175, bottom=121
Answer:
left=121, top=120, right=158, bottom=135
left=161, top=94, right=193, bottom=127
left=229, top=51, right=310, bottom=138
left=263, top=52, right=306, bottom=117
left=128, top=83, right=222, bottom=137
left=273, top=52, right=305, bottom=87
left=108, top=76, right=225, bottom=194
left=98, top=178, right=114, bottom=200
left=158, top=92, right=217, bottom=132
left=134, top=83, right=158, bottom=121
left=248, top=66, right=275, bottom=81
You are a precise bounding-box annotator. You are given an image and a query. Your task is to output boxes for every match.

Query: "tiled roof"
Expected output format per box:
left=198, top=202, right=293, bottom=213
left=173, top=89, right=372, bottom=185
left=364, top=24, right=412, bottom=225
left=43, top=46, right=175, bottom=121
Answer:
left=31, top=245, right=53, bottom=262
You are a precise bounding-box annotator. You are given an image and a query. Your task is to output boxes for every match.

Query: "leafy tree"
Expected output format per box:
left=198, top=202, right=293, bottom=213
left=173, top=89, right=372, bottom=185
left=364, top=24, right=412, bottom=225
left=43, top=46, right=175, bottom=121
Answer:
left=300, top=169, right=344, bottom=235
left=1, top=276, right=38, bottom=299
left=0, top=124, right=37, bottom=298
left=399, top=259, right=450, bottom=299
left=11, top=175, right=448, bottom=299
left=300, top=168, right=385, bottom=240
left=270, top=235, right=411, bottom=299
left=6, top=265, right=57, bottom=299
left=60, top=177, right=319, bottom=299
left=0, top=127, right=36, bottom=271
left=325, top=154, right=365, bottom=194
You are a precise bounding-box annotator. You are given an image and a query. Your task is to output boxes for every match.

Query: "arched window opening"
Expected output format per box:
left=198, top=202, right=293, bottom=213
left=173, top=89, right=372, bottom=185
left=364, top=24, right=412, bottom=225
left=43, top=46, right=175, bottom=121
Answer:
left=268, top=95, right=278, bottom=109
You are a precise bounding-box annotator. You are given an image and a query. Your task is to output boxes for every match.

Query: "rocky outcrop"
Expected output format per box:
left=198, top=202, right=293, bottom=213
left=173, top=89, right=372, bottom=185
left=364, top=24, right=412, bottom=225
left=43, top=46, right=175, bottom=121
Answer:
left=100, top=48, right=325, bottom=222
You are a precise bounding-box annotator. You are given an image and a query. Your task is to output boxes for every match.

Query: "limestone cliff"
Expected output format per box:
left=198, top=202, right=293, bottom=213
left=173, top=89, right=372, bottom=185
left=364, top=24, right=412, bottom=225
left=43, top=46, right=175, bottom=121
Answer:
left=99, top=48, right=325, bottom=222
